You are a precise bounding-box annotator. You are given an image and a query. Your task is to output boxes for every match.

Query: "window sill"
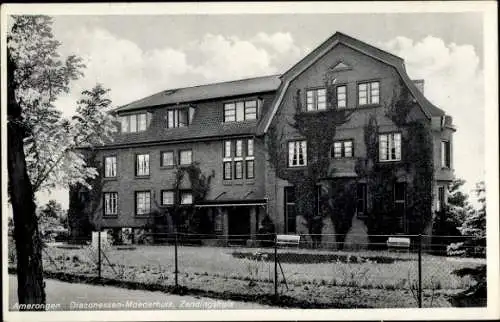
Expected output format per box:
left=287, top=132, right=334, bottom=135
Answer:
left=378, top=159, right=401, bottom=164
left=246, top=179, right=255, bottom=184
left=358, top=104, right=381, bottom=109
left=233, top=179, right=244, bottom=185
left=331, top=157, right=356, bottom=161
left=288, top=165, right=308, bottom=169
left=160, top=165, right=176, bottom=170
left=223, top=180, right=233, bottom=185
left=440, top=167, right=452, bottom=170
left=135, top=214, right=151, bottom=218
left=178, top=164, right=193, bottom=168
left=103, top=214, right=118, bottom=218
left=103, top=177, right=118, bottom=181
left=135, top=175, right=151, bottom=179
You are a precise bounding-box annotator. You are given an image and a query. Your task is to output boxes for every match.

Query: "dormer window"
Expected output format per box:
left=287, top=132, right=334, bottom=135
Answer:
left=167, top=107, right=195, bottom=128
left=120, top=112, right=151, bottom=133
left=223, top=99, right=258, bottom=122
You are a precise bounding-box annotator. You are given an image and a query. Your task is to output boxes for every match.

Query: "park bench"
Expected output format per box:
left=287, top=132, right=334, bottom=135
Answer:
left=276, top=234, right=300, bottom=248
left=386, top=236, right=411, bottom=251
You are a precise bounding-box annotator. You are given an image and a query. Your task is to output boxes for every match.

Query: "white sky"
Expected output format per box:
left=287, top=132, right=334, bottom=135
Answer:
left=31, top=11, right=485, bottom=209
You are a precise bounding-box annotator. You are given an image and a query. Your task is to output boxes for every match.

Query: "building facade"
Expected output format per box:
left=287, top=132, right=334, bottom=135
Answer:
left=69, top=32, right=455, bottom=247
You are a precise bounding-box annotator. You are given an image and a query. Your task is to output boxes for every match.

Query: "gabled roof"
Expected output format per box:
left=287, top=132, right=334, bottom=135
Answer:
left=258, top=32, right=445, bottom=134
left=115, top=74, right=281, bottom=113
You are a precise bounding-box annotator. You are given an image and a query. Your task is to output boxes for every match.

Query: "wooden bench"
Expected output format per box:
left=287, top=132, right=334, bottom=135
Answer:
left=386, top=237, right=411, bottom=251
left=276, top=234, right=300, bottom=248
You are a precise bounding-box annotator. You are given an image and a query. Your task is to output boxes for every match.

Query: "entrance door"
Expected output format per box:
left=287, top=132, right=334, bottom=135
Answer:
left=227, top=207, right=250, bottom=244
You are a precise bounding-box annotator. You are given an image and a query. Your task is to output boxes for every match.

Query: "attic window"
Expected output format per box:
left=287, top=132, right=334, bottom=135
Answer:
left=120, top=112, right=152, bottom=133
left=223, top=99, right=258, bottom=122
left=166, top=106, right=195, bottom=128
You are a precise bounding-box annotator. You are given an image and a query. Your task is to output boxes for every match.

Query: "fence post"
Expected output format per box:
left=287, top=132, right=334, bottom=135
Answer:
left=274, top=233, right=278, bottom=299
left=98, top=230, right=102, bottom=279
left=174, top=231, right=178, bottom=289
left=418, top=233, right=422, bottom=308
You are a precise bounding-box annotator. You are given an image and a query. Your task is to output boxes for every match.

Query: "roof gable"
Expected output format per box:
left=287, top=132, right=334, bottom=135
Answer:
left=258, top=32, right=444, bottom=134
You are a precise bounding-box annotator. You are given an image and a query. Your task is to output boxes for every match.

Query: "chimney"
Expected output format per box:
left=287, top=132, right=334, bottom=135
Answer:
left=413, top=79, right=424, bottom=94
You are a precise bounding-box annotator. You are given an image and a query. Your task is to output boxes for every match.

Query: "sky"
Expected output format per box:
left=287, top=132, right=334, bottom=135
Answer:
left=31, top=11, right=485, bottom=210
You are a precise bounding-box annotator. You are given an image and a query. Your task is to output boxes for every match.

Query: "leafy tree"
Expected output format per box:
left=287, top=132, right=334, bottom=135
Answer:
left=7, top=15, right=115, bottom=307
left=7, top=15, right=84, bottom=307
left=448, top=181, right=486, bottom=257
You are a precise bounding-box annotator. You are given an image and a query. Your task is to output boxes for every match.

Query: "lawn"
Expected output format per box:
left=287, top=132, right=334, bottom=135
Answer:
left=36, top=243, right=484, bottom=308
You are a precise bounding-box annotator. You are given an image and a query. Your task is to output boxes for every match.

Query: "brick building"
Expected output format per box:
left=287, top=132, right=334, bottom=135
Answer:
left=69, top=32, right=455, bottom=247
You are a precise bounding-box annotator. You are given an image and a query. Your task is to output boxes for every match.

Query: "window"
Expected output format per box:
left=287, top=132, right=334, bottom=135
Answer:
left=284, top=187, right=297, bottom=234
left=223, top=161, right=232, bottom=180
left=379, top=133, right=401, bottom=162
left=288, top=140, right=307, bottom=167
left=104, top=192, right=118, bottom=216
left=120, top=113, right=151, bottom=133
left=161, top=151, right=174, bottom=167
left=224, top=140, right=232, bottom=158
left=179, top=150, right=192, bottom=165
left=104, top=156, right=117, bottom=178
left=167, top=108, right=189, bottom=128
left=246, top=160, right=255, bottom=179
left=234, top=161, right=243, bottom=179
left=247, top=139, right=254, bottom=157
left=336, top=85, right=347, bottom=108
left=441, top=140, right=451, bottom=168
left=306, top=88, right=326, bottom=111
left=135, top=191, right=151, bottom=215
left=245, top=138, right=254, bottom=179
left=437, top=186, right=446, bottom=212
left=180, top=191, right=193, bottom=205
left=161, top=190, right=175, bottom=206
left=235, top=140, right=243, bottom=157
left=358, top=81, right=380, bottom=105
left=245, top=100, right=257, bottom=120
left=223, top=138, right=254, bottom=180
left=394, top=182, right=406, bottom=233
left=136, top=154, right=150, bottom=176
left=356, top=184, right=367, bottom=217
left=332, top=140, right=353, bottom=159
left=224, top=99, right=258, bottom=122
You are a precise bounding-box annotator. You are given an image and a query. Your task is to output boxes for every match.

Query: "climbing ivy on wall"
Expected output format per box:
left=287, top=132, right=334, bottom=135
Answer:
left=357, top=82, right=435, bottom=246
left=148, top=162, right=215, bottom=242
left=267, top=75, right=435, bottom=249
left=266, top=71, right=354, bottom=242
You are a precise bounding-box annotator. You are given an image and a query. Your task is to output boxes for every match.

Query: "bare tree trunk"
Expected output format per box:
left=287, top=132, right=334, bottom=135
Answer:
left=8, top=53, right=46, bottom=308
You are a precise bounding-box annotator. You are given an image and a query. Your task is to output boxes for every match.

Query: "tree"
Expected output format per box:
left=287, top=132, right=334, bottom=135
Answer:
left=8, top=15, right=82, bottom=307
left=38, top=200, right=64, bottom=236
left=7, top=15, right=116, bottom=307
left=448, top=181, right=486, bottom=257
left=432, top=178, right=474, bottom=254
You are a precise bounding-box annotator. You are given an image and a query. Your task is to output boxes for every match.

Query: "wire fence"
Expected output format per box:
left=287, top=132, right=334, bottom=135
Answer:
left=9, top=232, right=486, bottom=308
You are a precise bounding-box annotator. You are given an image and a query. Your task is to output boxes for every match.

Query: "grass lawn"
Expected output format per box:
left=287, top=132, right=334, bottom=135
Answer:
left=38, top=244, right=484, bottom=308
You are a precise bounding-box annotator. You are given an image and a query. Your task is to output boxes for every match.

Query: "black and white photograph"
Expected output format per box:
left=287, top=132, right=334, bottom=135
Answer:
left=2, top=2, right=498, bottom=321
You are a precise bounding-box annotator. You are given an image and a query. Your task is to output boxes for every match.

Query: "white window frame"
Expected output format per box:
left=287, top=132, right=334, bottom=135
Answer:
left=288, top=140, right=307, bottom=167
left=358, top=81, right=380, bottom=106
left=136, top=153, right=150, bottom=176
left=104, top=156, right=117, bottom=178
left=224, top=99, right=258, bottom=122
left=179, top=150, right=192, bottom=166
left=180, top=191, right=193, bottom=205
left=161, top=190, right=175, bottom=206
left=332, top=140, right=353, bottom=159
left=166, top=108, right=189, bottom=128
left=104, top=192, right=118, bottom=216
left=441, top=140, right=451, bottom=168
left=120, top=113, right=150, bottom=133
left=135, top=191, right=151, bottom=215
left=306, top=88, right=327, bottom=111
left=336, top=85, right=347, bottom=109
left=161, top=151, right=174, bottom=167
left=379, top=133, right=401, bottom=162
